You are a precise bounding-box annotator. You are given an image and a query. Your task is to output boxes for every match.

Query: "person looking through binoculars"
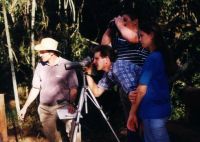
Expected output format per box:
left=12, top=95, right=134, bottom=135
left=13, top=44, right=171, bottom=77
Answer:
left=85, top=45, right=142, bottom=142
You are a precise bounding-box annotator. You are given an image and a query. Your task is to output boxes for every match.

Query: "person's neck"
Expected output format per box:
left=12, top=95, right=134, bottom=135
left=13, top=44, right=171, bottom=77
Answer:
left=149, top=44, right=156, bottom=52
left=48, top=55, right=59, bottom=66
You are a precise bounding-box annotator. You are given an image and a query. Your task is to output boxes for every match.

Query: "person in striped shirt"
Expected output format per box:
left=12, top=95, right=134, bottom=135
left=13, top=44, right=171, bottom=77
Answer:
left=101, top=10, right=149, bottom=142
left=101, top=10, right=149, bottom=67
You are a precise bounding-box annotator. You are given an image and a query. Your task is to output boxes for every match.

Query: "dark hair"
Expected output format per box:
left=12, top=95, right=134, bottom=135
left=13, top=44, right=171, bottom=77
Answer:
left=120, top=8, right=138, bottom=20
left=92, top=45, right=116, bottom=62
left=139, top=21, right=177, bottom=77
left=120, top=0, right=138, bottom=20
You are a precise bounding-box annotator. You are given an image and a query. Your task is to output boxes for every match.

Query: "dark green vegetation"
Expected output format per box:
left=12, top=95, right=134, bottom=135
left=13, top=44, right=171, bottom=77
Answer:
left=0, top=0, right=200, bottom=141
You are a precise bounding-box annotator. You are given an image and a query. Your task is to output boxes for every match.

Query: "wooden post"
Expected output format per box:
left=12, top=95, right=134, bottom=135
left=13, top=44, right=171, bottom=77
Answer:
left=0, top=94, right=8, bottom=142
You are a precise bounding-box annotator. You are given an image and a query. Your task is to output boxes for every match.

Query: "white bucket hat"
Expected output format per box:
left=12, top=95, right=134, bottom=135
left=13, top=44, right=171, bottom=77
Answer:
left=34, top=38, right=61, bottom=53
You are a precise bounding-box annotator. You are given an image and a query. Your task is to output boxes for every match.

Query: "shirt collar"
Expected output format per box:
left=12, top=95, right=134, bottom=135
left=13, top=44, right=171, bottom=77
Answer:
left=46, top=57, right=60, bottom=66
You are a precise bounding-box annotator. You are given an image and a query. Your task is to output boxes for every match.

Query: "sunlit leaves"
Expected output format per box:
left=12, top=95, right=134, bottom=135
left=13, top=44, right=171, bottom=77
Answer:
left=191, top=73, right=200, bottom=88
left=70, top=31, right=90, bottom=60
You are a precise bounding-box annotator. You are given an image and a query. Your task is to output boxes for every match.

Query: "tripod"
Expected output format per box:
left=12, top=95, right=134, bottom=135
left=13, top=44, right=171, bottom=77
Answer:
left=70, top=71, right=120, bottom=142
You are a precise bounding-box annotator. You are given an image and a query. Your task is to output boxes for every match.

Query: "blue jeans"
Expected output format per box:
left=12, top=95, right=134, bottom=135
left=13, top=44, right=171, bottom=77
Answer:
left=142, top=118, right=170, bottom=142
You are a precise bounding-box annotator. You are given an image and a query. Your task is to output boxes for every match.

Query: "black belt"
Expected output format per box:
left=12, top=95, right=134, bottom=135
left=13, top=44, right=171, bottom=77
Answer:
left=40, top=102, right=58, bottom=106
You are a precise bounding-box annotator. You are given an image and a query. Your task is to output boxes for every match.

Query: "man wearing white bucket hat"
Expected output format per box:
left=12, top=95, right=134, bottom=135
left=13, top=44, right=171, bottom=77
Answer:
left=19, top=37, right=81, bottom=142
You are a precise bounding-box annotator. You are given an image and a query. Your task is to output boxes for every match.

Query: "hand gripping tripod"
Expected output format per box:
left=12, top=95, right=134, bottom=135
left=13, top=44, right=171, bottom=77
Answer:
left=70, top=71, right=120, bottom=142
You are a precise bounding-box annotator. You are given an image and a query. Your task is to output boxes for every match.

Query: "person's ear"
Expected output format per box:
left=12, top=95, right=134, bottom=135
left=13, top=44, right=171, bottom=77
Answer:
left=106, top=56, right=111, bottom=64
left=150, top=32, right=154, bottom=40
left=50, top=52, right=54, bottom=56
left=103, top=57, right=107, bottom=64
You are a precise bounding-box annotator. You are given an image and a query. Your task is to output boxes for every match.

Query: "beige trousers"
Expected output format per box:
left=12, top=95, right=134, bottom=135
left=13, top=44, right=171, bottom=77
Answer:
left=38, top=104, right=81, bottom=142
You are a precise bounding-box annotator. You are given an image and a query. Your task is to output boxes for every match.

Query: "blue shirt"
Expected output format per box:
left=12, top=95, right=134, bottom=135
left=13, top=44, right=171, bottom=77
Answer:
left=112, top=37, right=149, bottom=67
left=98, top=60, right=141, bottom=94
left=139, top=51, right=171, bottom=119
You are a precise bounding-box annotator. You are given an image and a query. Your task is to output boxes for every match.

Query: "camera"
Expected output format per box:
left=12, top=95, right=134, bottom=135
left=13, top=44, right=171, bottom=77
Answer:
left=108, top=20, right=121, bottom=39
left=65, top=56, right=92, bottom=70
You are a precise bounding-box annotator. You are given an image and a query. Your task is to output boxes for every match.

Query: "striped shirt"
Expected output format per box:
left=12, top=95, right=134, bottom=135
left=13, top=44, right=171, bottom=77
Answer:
left=112, top=37, right=149, bottom=67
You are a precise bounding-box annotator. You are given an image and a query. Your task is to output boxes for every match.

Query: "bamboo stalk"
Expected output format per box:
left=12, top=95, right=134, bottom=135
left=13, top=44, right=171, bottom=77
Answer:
left=2, top=0, right=20, bottom=114
left=31, top=0, right=36, bottom=71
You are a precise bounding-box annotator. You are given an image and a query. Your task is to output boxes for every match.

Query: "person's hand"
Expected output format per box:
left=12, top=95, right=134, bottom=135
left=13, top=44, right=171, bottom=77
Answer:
left=114, top=16, right=125, bottom=28
left=67, top=104, right=76, bottom=114
left=128, top=91, right=138, bottom=104
left=84, top=63, right=93, bottom=75
left=18, top=107, right=27, bottom=121
left=127, top=113, right=138, bottom=132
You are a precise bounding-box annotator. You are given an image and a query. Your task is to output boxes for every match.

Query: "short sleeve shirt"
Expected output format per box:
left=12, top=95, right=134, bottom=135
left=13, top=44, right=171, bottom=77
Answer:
left=32, top=57, right=78, bottom=105
left=138, top=52, right=171, bottom=119
left=98, top=60, right=141, bottom=94
left=112, top=37, right=149, bottom=67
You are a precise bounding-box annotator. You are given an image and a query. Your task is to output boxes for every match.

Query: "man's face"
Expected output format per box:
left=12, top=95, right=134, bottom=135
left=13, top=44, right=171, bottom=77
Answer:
left=93, top=52, right=107, bottom=71
left=38, top=50, right=52, bottom=62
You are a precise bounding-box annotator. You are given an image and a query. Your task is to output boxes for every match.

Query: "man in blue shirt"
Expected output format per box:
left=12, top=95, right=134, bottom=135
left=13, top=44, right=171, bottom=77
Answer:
left=85, top=45, right=141, bottom=141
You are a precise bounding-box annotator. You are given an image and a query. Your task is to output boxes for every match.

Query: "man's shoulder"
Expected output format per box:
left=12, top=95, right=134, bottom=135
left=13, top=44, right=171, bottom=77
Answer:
left=113, top=60, right=141, bottom=70
left=59, top=57, right=71, bottom=64
left=114, top=60, right=130, bottom=65
left=37, top=61, right=47, bottom=67
left=114, top=60, right=136, bottom=65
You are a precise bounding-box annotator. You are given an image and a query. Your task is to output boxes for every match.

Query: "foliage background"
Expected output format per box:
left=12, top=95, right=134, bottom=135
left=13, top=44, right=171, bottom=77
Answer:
left=0, top=0, right=200, bottom=140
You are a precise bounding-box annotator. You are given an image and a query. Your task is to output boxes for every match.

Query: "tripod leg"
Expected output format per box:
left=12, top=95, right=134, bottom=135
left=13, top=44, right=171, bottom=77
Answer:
left=71, top=123, right=81, bottom=142
left=84, top=91, right=88, bottom=114
left=70, top=87, right=85, bottom=142
left=86, top=88, right=121, bottom=142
